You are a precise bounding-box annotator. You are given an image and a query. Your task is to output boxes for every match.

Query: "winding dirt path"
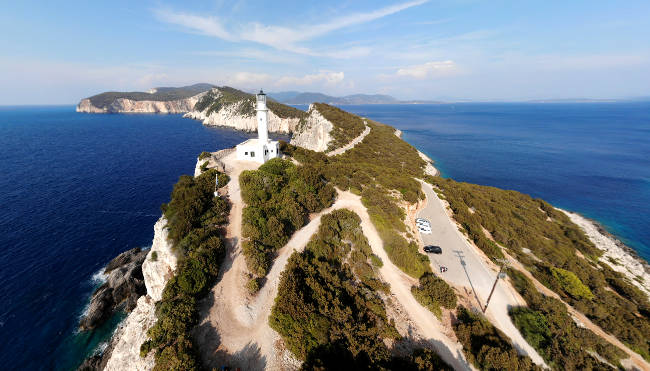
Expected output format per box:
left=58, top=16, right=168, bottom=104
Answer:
left=327, top=121, right=370, bottom=156
left=193, top=153, right=471, bottom=370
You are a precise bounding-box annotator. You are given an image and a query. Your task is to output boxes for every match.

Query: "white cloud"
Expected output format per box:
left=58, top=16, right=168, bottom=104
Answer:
left=276, top=71, right=345, bottom=86
left=154, top=1, right=427, bottom=57
left=396, top=60, right=458, bottom=78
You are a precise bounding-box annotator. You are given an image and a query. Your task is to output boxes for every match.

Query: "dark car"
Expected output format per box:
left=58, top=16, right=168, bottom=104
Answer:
left=424, top=245, right=442, bottom=254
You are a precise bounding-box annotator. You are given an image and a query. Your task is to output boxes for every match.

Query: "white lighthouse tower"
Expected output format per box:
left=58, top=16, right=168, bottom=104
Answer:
left=235, top=89, right=280, bottom=164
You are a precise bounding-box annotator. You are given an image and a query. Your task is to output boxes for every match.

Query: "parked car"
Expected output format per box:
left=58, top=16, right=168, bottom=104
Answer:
left=424, top=245, right=442, bottom=254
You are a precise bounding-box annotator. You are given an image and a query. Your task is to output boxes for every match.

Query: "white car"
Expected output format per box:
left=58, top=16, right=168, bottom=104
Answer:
left=418, top=225, right=432, bottom=234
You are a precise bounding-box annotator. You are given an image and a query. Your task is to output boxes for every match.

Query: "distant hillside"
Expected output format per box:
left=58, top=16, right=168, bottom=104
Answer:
left=270, top=91, right=441, bottom=105
left=86, top=83, right=215, bottom=109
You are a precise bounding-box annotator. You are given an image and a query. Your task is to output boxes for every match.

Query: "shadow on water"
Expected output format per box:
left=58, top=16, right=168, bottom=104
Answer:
left=454, top=250, right=483, bottom=309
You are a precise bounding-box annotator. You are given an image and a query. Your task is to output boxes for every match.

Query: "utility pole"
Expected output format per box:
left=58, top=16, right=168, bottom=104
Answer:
left=483, top=258, right=509, bottom=313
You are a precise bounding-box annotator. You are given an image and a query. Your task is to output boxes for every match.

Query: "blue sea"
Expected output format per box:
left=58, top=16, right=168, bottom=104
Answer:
left=0, top=103, right=648, bottom=370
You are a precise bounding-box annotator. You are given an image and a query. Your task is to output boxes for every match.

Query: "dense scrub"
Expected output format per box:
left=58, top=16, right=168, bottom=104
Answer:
left=269, top=210, right=398, bottom=364
left=270, top=209, right=450, bottom=369
left=429, top=177, right=650, bottom=359
left=311, top=102, right=366, bottom=152
left=508, top=269, right=626, bottom=369
left=140, top=169, right=230, bottom=370
left=240, top=158, right=335, bottom=281
left=411, top=272, right=457, bottom=318
left=193, top=86, right=307, bottom=120
left=282, top=115, right=431, bottom=278
left=454, top=306, right=541, bottom=371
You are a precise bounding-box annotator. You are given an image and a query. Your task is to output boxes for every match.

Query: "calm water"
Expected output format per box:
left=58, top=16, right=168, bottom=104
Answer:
left=338, top=103, right=650, bottom=261
left=1, top=103, right=648, bottom=370
left=0, top=106, right=288, bottom=370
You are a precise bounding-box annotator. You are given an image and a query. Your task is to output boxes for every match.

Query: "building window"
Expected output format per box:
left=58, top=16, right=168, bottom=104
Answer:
left=245, top=151, right=248, bottom=155
left=250, top=151, right=255, bottom=157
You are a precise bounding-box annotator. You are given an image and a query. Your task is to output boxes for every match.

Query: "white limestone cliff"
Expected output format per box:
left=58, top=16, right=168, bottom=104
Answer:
left=289, top=104, right=334, bottom=152
left=102, top=217, right=177, bottom=371
left=76, top=92, right=207, bottom=114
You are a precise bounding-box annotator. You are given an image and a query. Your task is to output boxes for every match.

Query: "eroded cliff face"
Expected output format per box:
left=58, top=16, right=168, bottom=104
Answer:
left=101, top=217, right=177, bottom=371
left=76, top=92, right=207, bottom=114
left=289, top=104, right=334, bottom=152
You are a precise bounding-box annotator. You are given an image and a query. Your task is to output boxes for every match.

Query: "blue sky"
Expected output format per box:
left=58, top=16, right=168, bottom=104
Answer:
left=1, top=0, right=649, bottom=104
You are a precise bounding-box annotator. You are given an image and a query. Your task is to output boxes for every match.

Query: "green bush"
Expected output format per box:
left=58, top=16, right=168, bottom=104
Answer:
left=411, top=272, right=457, bottom=318
left=246, top=277, right=261, bottom=294
left=550, top=267, right=594, bottom=300
left=240, top=158, right=334, bottom=279
left=454, top=306, right=541, bottom=371
left=151, top=251, right=158, bottom=261
left=141, top=169, right=231, bottom=369
left=508, top=269, right=626, bottom=368
left=198, top=151, right=212, bottom=160
left=270, top=209, right=399, bottom=365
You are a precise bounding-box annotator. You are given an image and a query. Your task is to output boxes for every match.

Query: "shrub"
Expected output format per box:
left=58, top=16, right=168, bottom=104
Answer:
left=411, top=272, right=457, bottom=318
left=240, top=158, right=334, bottom=279
left=454, top=306, right=541, bottom=371
left=246, top=277, right=261, bottom=294
left=270, top=210, right=398, bottom=366
left=550, top=267, right=594, bottom=300
left=198, top=151, right=212, bottom=160
left=141, top=169, right=230, bottom=369
left=151, top=251, right=158, bottom=261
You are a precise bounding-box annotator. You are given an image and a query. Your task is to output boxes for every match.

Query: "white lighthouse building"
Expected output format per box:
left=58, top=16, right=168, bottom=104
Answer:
left=235, top=89, right=280, bottom=163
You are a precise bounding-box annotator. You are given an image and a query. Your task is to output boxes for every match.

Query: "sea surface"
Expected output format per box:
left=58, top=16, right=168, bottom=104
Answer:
left=0, top=103, right=648, bottom=370
left=0, top=106, right=287, bottom=370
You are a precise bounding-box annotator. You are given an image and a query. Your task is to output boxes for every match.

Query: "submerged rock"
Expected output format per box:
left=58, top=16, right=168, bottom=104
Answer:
left=79, top=248, right=148, bottom=331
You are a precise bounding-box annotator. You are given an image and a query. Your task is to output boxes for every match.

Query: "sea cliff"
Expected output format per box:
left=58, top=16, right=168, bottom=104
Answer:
left=84, top=217, right=177, bottom=370
left=289, top=104, right=334, bottom=151
left=77, top=92, right=207, bottom=114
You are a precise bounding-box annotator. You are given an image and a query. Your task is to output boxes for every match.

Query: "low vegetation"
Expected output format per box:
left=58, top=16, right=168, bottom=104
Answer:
left=310, top=102, right=366, bottom=152
left=270, top=209, right=449, bottom=369
left=282, top=115, right=431, bottom=279
left=140, top=169, right=230, bottom=370
left=429, top=177, right=650, bottom=360
left=507, top=269, right=626, bottom=369
left=454, top=306, right=541, bottom=371
left=240, top=158, right=335, bottom=279
left=411, top=272, right=457, bottom=318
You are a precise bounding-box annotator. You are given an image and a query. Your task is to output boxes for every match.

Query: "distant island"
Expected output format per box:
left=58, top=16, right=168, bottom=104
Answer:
left=268, top=91, right=443, bottom=105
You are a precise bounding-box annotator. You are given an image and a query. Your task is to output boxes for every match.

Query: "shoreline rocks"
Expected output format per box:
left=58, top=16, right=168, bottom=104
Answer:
left=78, top=217, right=177, bottom=371
left=561, top=209, right=650, bottom=298
left=79, top=248, right=148, bottom=331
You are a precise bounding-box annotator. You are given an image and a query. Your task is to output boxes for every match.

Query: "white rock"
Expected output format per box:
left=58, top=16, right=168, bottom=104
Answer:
left=76, top=91, right=207, bottom=114
left=103, top=296, right=157, bottom=371
left=143, top=217, right=177, bottom=302
left=289, top=104, right=334, bottom=151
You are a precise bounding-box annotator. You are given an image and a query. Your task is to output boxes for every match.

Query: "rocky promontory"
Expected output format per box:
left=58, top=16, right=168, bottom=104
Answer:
left=79, top=248, right=148, bottom=331
left=289, top=103, right=334, bottom=151
left=76, top=83, right=214, bottom=114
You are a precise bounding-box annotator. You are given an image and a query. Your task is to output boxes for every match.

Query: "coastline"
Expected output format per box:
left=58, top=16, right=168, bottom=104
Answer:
left=560, top=209, right=650, bottom=298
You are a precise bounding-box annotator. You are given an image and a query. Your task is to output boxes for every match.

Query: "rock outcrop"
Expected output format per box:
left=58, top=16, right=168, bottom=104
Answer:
left=80, top=217, right=177, bottom=370
left=77, top=92, right=207, bottom=114
left=289, top=104, right=334, bottom=151
left=184, top=89, right=301, bottom=133
left=79, top=248, right=148, bottom=331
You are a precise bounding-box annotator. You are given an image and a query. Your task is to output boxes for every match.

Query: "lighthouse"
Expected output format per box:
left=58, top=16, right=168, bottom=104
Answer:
left=235, top=89, right=280, bottom=164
